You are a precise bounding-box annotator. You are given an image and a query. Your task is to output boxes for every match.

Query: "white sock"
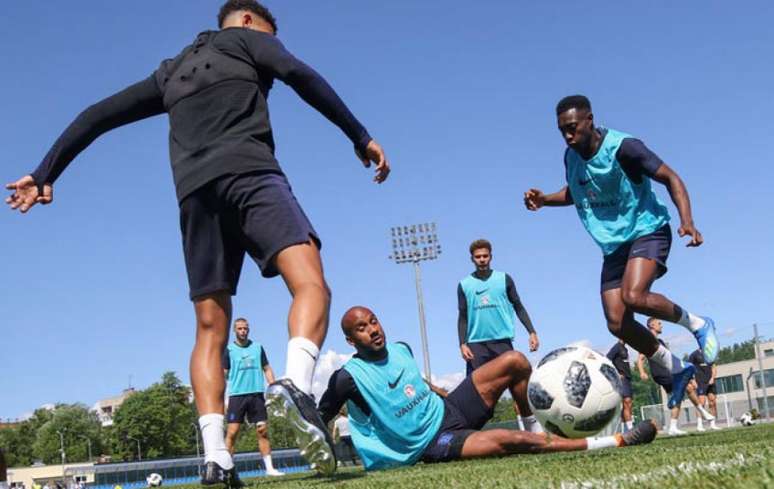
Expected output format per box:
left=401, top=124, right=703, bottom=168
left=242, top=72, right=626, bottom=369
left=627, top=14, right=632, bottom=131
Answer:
left=710, top=419, right=717, bottom=428
left=522, top=415, right=543, bottom=433
left=285, top=337, right=320, bottom=395
left=516, top=415, right=525, bottom=431
left=676, top=309, right=705, bottom=332
left=669, top=418, right=678, bottom=430
left=586, top=436, right=618, bottom=450
left=697, top=417, right=704, bottom=429
left=697, top=405, right=712, bottom=420
left=649, top=345, right=685, bottom=375
left=625, top=420, right=634, bottom=432
left=263, top=455, right=275, bottom=472
left=199, top=413, right=233, bottom=470
left=0, top=481, right=8, bottom=489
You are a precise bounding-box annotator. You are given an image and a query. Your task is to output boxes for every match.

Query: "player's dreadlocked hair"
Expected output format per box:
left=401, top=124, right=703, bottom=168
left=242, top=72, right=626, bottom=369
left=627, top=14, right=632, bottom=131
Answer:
left=556, top=95, right=591, bottom=115
left=218, top=0, right=278, bottom=33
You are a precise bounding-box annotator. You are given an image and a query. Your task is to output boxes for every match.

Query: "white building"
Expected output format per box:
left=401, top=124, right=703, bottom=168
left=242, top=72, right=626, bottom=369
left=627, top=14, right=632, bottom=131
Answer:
left=714, top=340, right=774, bottom=415
left=91, top=389, right=135, bottom=427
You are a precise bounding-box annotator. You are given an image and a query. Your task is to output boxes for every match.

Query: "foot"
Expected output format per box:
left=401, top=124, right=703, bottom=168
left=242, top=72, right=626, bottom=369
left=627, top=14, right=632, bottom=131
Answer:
left=200, top=461, right=244, bottom=488
left=710, top=424, right=722, bottom=431
left=266, top=379, right=337, bottom=476
left=703, top=411, right=715, bottom=422
left=265, top=468, right=285, bottom=477
left=667, top=364, right=696, bottom=409
left=693, top=317, right=719, bottom=363
left=617, top=420, right=657, bottom=446
left=667, top=427, right=687, bottom=436
left=696, top=425, right=706, bottom=432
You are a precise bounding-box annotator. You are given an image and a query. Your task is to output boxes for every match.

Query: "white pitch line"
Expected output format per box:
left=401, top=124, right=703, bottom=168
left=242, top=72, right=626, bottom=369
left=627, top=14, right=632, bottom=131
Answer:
left=558, top=453, right=765, bottom=489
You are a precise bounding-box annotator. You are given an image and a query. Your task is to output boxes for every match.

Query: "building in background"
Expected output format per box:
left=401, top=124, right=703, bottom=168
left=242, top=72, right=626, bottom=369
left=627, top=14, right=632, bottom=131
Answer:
left=91, top=389, right=135, bottom=427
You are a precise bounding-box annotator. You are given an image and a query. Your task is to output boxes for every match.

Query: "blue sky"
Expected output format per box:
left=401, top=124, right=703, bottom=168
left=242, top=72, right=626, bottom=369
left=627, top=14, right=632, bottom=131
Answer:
left=2, top=1, right=773, bottom=420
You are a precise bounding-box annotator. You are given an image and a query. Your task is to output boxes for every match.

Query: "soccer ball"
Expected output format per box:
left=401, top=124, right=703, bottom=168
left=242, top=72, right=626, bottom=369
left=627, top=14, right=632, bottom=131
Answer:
left=527, top=346, right=622, bottom=438
left=739, top=412, right=755, bottom=426
left=146, top=473, right=163, bottom=487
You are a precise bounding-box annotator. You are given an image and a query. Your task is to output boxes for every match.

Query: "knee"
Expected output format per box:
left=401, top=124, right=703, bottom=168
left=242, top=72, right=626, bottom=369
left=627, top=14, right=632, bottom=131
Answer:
left=621, top=288, right=646, bottom=310
left=257, top=424, right=268, bottom=437
left=503, top=351, right=531, bottom=378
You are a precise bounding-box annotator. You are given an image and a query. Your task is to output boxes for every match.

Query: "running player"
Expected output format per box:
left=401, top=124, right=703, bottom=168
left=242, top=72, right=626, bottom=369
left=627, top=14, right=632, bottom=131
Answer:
left=314, top=306, right=656, bottom=471
left=5, top=0, right=389, bottom=481
left=637, top=318, right=714, bottom=436
left=689, top=348, right=721, bottom=431
left=223, top=318, right=283, bottom=476
left=458, top=239, right=541, bottom=430
left=606, top=339, right=634, bottom=432
left=524, top=95, right=718, bottom=412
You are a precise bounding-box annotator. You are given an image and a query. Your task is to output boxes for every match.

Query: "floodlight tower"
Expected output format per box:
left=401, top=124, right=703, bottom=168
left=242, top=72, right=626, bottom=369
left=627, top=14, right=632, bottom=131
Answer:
left=388, top=223, right=441, bottom=380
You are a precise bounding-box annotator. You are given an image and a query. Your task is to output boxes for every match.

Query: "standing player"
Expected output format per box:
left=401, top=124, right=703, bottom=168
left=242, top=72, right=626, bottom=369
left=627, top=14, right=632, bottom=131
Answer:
left=524, top=95, right=718, bottom=411
left=637, top=319, right=714, bottom=435
left=316, top=306, right=656, bottom=471
left=458, top=239, right=541, bottom=431
left=223, top=318, right=283, bottom=476
left=606, top=339, right=634, bottom=432
left=332, top=408, right=358, bottom=466
left=5, top=0, right=389, bottom=480
left=689, top=348, right=721, bottom=431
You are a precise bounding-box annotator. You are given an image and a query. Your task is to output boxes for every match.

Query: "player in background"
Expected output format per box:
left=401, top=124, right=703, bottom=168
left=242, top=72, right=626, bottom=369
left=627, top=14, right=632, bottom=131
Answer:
left=458, top=239, right=541, bottom=431
left=689, top=348, right=721, bottom=431
left=606, top=339, right=634, bottom=432
left=0, top=447, right=8, bottom=489
left=223, top=318, right=283, bottom=476
left=524, top=95, right=718, bottom=413
left=332, top=407, right=359, bottom=466
left=637, top=319, right=714, bottom=435
left=315, top=306, right=656, bottom=471
left=5, top=0, right=389, bottom=479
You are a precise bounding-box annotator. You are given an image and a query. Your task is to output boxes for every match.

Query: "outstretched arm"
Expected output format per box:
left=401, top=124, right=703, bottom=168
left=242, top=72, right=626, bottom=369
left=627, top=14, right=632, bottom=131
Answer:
left=243, top=31, right=389, bottom=183
left=6, top=76, right=164, bottom=213
left=637, top=353, right=649, bottom=380
left=524, top=186, right=573, bottom=211
left=652, top=164, right=702, bottom=247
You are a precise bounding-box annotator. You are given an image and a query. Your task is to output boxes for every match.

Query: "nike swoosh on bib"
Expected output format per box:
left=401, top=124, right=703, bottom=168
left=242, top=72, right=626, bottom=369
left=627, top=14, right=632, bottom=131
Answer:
left=388, top=370, right=405, bottom=389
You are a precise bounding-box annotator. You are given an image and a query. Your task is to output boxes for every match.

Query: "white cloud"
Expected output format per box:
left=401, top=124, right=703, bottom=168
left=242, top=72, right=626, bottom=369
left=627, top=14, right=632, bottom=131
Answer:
left=311, top=349, right=353, bottom=401
left=430, top=371, right=465, bottom=392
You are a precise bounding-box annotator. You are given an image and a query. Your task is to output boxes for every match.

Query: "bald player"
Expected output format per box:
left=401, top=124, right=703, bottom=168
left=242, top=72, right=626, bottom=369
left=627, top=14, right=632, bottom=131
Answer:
left=308, top=306, right=656, bottom=471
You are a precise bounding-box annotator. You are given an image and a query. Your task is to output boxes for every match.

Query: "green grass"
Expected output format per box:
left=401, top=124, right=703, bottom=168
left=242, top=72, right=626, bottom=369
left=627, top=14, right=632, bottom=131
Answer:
left=206, top=424, right=774, bottom=489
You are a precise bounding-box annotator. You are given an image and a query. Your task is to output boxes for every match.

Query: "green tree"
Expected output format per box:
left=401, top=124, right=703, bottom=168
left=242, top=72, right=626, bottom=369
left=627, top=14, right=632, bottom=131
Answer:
left=110, top=372, right=197, bottom=460
left=32, top=405, right=102, bottom=464
left=0, top=408, right=56, bottom=467
left=716, top=340, right=757, bottom=364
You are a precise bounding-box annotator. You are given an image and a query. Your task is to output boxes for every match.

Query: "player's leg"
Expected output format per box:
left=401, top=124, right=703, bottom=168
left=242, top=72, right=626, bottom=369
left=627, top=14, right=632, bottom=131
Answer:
left=225, top=421, right=241, bottom=454
left=251, top=395, right=283, bottom=476
left=685, top=381, right=714, bottom=422
left=622, top=396, right=634, bottom=432
left=707, top=390, right=720, bottom=429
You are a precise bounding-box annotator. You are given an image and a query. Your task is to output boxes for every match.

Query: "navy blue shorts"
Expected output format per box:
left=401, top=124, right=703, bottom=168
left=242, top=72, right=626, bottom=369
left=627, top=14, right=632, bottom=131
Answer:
left=466, top=339, right=513, bottom=376
left=179, top=171, right=320, bottom=300
left=654, top=376, right=674, bottom=394
left=227, top=393, right=267, bottom=424
left=619, top=376, right=633, bottom=398
left=696, top=383, right=716, bottom=396
left=601, top=225, right=672, bottom=292
left=421, top=376, right=493, bottom=463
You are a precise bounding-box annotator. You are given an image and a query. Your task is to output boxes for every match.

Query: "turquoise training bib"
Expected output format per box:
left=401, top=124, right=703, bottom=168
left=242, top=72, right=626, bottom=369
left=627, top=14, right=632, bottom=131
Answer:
left=460, top=271, right=515, bottom=343
left=565, top=127, right=670, bottom=255
left=226, top=341, right=265, bottom=395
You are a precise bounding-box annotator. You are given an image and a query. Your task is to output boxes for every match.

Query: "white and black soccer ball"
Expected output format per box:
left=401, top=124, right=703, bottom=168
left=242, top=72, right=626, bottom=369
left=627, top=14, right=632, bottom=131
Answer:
left=146, top=473, right=163, bottom=487
left=528, top=346, right=622, bottom=438
left=739, top=412, right=755, bottom=426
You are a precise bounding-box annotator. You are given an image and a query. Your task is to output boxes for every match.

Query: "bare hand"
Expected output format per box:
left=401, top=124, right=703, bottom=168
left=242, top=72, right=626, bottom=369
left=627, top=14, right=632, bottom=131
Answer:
left=460, top=344, right=474, bottom=361
left=356, top=139, right=390, bottom=184
left=523, top=188, right=545, bottom=211
left=5, top=175, right=53, bottom=213
left=640, top=372, right=649, bottom=381
left=678, top=221, right=703, bottom=247
left=528, top=333, right=539, bottom=352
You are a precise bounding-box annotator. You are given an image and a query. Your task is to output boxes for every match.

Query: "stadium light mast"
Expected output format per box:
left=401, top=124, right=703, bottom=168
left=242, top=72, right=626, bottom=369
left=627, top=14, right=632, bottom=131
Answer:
left=56, top=429, right=66, bottom=484
left=388, top=222, right=442, bottom=380
left=128, top=436, right=142, bottom=461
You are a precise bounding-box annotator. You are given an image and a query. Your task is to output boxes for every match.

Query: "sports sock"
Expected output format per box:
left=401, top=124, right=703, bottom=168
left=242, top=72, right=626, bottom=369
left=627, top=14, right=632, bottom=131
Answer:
left=676, top=308, right=705, bottom=333
left=586, top=436, right=618, bottom=450
left=263, top=455, right=275, bottom=472
left=516, top=415, right=525, bottom=431
left=697, top=405, right=712, bottom=420
left=199, top=414, right=234, bottom=470
left=710, top=419, right=717, bottom=429
left=669, top=418, right=678, bottom=431
left=697, top=418, right=704, bottom=429
left=649, top=345, right=685, bottom=375
left=625, top=420, right=634, bottom=432
left=522, top=415, right=543, bottom=433
left=284, top=337, right=320, bottom=395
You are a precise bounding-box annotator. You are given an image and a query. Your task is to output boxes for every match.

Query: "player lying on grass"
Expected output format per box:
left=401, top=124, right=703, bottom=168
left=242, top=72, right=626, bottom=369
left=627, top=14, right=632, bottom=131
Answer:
left=311, top=306, right=656, bottom=471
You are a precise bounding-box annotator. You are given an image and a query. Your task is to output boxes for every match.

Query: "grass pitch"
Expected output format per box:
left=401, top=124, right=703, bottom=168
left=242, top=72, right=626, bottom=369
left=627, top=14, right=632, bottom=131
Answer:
left=204, top=424, right=774, bottom=488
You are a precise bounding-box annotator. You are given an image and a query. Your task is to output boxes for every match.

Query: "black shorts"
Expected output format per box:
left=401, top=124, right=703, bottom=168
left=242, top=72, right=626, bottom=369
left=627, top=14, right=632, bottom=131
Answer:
left=179, top=170, right=321, bottom=300
left=421, top=376, right=493, bottom=463
left=601, top=225, right=672, bottom=292
left=654, top=376, right=674, bottom=394
left=697, top=383, right=717, bottom=396
left=620, top=376, right=633, bottom=398
left=226, top=393, right=267, bottom=425
left=466, top=339, right=513, bottom=376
